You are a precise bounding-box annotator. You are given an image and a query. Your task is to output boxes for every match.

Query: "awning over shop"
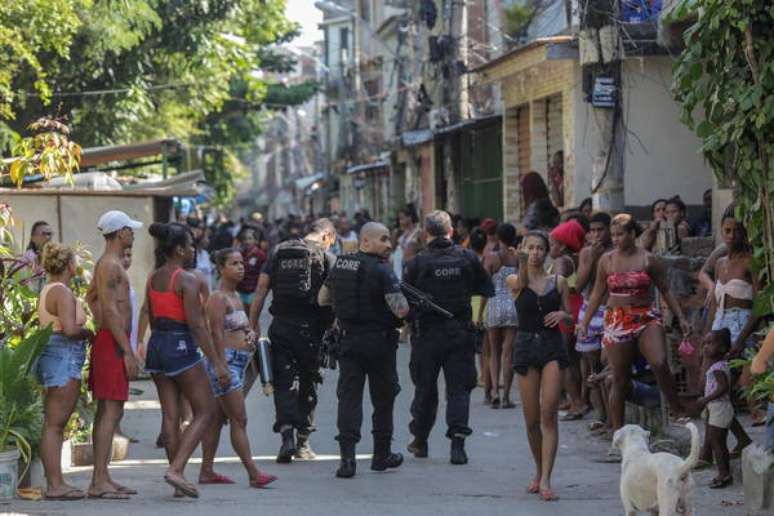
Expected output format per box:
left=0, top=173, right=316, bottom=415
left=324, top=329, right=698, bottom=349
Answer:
left=346, top=161, right=388, bottom=175
left=80, top=139, right=183, bottom=168
left=433, top=114, right=502, bottom=136
left=401, top=129, right=434, bottom=147
left=294, top=172, right=326, bottom=191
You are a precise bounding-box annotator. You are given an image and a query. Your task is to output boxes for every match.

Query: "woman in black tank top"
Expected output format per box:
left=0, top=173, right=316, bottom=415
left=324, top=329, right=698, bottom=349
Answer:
left=505, top=232, right=572, bottom=502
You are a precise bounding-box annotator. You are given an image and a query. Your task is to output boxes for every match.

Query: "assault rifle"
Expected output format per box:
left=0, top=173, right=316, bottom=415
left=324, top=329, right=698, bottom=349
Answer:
left=400, top=282, right=454, bottom=320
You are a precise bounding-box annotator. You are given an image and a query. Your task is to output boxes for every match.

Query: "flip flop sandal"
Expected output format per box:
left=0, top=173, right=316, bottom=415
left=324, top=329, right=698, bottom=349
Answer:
left=164, top=474, right=199, bottom=499
left=45, top=489, right=86, bottom=501
left=502, top=401, right=517, bottom=409
left=491, top=398, right=501, bottom=409
left=526, top=480, right=540, bottom=494
left=709, top=476, right=733, bottom=489
left=87, top=490, right=131, bottom=500
left=587, top=421, right=605, bottom=431
left=199, top=473, right=235, bottom=484
left=114, top=485, right=137, bottom=495
left=561, top=412, right=583, bottom=421
left=250, top=472, right=277, bottom=488
left=540, top=489, right=559, bottom=501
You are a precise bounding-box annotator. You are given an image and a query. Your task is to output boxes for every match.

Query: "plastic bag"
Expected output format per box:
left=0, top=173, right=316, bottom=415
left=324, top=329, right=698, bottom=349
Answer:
left=678, top=338, right=696, bottom=357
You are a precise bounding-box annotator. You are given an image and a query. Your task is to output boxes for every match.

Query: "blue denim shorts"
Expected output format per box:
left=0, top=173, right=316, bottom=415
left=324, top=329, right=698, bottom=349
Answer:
left=145, top=321, right=203, bottom=377
left=35, top=334, right=87, bottom=388
left=206, top=348, right=253, bottom=397
left=629, top=379, right=661, bottom=408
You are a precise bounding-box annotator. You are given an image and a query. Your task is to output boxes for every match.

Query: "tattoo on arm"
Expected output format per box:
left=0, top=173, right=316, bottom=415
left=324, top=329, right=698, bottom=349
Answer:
left=385, top=292, right=410, bottom=319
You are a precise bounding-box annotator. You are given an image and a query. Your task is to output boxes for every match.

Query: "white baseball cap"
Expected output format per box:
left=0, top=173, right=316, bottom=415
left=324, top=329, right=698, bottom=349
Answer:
left=97, top=210, right=143, bottom=235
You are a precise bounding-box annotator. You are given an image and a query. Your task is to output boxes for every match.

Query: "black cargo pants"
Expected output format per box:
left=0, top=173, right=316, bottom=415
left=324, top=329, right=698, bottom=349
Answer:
left=268, top=317, right=324, bottom=436
left=409, top=319, right=477, bottom=440
left=335, top=327, right=400, bottom=445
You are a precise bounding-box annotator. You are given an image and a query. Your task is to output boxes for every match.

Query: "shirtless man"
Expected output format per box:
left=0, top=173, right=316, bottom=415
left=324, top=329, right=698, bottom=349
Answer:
left=86, top=210, right=143, bottom=499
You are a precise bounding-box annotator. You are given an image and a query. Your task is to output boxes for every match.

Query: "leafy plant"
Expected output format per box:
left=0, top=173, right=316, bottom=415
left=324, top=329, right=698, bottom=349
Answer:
left=671, top=0, right=774, bottom=317
left=0, top=325, right=52, bottom=463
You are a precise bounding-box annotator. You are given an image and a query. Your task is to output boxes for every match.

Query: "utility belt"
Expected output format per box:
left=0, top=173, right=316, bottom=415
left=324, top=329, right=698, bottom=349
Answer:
left=339, top=325, right=399, bottom=340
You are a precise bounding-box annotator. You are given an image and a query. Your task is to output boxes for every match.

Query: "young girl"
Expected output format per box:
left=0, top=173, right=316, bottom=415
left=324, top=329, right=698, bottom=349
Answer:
left=506, top=231, right=573, bottom=501
left=236, top=227, right=267, bottom=307
left=198, top=249, right=277, bottom=488
left=697, top=329, right=734, bottom=489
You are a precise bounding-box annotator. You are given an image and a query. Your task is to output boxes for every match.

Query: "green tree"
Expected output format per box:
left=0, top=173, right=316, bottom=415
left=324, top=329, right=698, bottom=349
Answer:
left=672, top=0, right=774, bottom=315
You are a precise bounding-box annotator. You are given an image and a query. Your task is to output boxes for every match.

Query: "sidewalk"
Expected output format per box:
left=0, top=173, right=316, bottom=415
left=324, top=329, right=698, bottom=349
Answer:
left=4, top=342, right=758, bottom=515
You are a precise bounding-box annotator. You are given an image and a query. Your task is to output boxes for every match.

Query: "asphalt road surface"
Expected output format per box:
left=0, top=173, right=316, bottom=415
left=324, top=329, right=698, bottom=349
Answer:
left=4, top=312, right=756, bottom=515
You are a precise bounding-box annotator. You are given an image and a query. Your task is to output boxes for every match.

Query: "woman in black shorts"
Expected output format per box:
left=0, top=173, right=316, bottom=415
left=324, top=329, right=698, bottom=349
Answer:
left=506, top=231, right=572, bottom=502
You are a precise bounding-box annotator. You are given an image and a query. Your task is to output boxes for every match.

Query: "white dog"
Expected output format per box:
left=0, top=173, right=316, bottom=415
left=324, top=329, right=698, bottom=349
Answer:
left=613, top=423, right=699, bottom=515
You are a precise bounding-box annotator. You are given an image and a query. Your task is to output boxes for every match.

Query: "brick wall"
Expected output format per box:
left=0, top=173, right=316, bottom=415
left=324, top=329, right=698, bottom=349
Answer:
left=499, top=58, right=578, bottom=222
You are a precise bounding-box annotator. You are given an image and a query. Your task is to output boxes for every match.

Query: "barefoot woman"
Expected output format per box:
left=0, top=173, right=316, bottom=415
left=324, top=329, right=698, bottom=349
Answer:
left=506, top=231, right=572, bottom=501
left=578, top=214, right=689, bottom=433
left=145, top=223, right=230, bottom=498
left=198, top=248, right=277, bottom=488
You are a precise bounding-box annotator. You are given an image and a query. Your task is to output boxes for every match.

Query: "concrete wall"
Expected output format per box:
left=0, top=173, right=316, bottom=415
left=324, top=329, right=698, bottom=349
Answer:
left=621, top=57, right=712, bottom=209
left=0, top=192, right=156, bottom=301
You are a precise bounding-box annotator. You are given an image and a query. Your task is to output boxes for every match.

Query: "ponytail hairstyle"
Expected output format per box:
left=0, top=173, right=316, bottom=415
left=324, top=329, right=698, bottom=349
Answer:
left=611, top=213, right=643, bottom=237
left=212, top=247, right=241, bottom=274
left=148, top=222, right=192, bottom=268
left=525, top=230, right=550, bottom=250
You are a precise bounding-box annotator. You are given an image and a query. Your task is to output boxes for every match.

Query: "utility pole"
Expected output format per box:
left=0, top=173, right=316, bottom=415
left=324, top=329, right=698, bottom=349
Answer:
left=443, top=0, right=468, bottom=214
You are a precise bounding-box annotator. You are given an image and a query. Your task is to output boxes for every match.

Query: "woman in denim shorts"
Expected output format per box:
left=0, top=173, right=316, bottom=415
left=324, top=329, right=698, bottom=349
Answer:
left=145, top=223, right=231, bottom=499
left=35, top=243, right=94, bottom=500
left=197, top=248, right=276, bottom=488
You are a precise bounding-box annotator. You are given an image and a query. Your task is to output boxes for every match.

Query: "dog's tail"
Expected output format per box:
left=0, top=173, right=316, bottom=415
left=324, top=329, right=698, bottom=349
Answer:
left=678, top=422, right=700, bottom=478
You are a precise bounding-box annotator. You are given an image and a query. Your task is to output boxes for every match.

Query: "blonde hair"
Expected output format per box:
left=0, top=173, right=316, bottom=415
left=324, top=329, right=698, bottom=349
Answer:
left=611, top=213, right=643, bottom=237
left=41, top=242, right=75, bottom=275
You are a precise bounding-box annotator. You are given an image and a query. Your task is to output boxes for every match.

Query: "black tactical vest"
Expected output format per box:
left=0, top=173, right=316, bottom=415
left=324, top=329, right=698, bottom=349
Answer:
left=270, top=239, right=326, bottom=317
left=331, top=252, right=399, bottom=329
left=414, top=245, right=473, bottom=318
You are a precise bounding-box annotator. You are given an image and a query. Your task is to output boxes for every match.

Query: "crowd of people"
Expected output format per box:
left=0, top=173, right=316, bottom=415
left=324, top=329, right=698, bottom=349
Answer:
left=17, top=171, right=773, bottom=503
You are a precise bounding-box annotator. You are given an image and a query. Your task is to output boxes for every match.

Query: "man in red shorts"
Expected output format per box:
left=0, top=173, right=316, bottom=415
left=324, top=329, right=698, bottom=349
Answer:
left=86, top=210, right=142, bottom=499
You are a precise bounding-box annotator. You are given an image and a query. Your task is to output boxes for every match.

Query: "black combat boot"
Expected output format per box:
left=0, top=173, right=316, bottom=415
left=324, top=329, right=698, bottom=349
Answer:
left=450, top=437, right=468, bottom=465
left=371, top=438, right=403, bottom=471
left=276, top=428, right=296, bottom=463
left=407, top=437, right=428, bottom=458
left=295, top=433, right=316, bottom=460
left=336, top=441, right=356, bottom=478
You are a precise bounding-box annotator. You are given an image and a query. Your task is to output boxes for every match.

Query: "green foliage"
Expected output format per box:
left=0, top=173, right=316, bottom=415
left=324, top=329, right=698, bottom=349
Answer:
left=1, top=118, right=82, bottom=187
left=0, top=1, right=82, bottom=120
left=0, top=325, right=52, bottom=460
left=265, top=80, right=320, bottom=107
left=672, top=0, right=774, bottom=316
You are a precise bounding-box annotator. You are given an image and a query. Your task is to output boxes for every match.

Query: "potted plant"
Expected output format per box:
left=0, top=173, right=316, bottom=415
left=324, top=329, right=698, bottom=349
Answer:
left=0, top=326, right=51, bottom=500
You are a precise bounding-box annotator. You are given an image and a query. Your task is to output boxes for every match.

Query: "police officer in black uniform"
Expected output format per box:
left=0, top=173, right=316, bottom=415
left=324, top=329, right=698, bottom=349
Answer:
left=317, top=222, right=410, bottom=478
left=403, top=210, right=494, bottom=464
left=250, top=218, right=337, bottom=463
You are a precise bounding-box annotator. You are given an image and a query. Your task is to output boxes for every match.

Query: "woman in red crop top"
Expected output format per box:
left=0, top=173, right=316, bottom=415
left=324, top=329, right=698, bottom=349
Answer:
left=145, top=222, right=231, bottom=499
left=579, top=214, right=690, bottom=435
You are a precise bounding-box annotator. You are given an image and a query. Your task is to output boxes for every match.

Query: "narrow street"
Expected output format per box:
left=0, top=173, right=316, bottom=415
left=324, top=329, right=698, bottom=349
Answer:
left=5, top=313, right=754, bottom=516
